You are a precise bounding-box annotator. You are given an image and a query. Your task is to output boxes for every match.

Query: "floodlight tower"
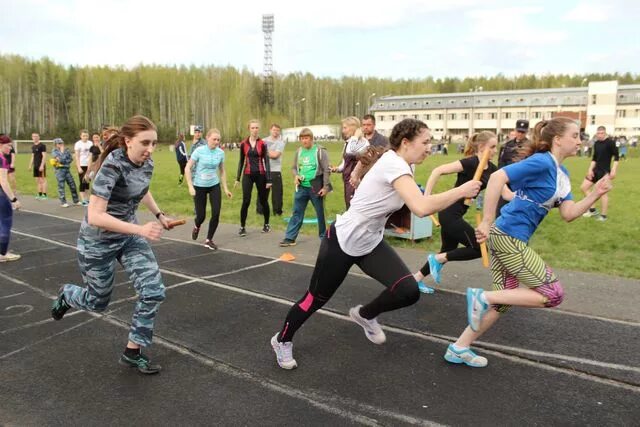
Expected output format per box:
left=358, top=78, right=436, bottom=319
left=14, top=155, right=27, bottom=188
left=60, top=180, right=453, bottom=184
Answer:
left=262, top=14, right=275, bottom=107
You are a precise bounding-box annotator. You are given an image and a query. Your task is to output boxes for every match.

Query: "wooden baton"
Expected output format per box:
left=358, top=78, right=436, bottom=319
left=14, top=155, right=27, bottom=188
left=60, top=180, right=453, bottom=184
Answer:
left=168, top=219, right=186, bottom=229
left=475, top=212, right=490, bottom=268
left=464, top=148, right=491, bottom=206
left=430, top=214, right=440, bottom=227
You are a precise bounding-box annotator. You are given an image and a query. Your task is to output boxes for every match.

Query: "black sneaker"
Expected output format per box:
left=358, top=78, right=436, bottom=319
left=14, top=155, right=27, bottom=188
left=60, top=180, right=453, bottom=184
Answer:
left=262, top=224, right=271, bottom=233
left=238, top=227, right=247, bottom=237
left=119, top=352, right=162, bottom=375
left=191, top=226, right=200, bottom=240
left=51, top=290, right=70, bottom=320
left=204, top=240, right=218, bottom=250
left=279, top=239, right=296, bottom=247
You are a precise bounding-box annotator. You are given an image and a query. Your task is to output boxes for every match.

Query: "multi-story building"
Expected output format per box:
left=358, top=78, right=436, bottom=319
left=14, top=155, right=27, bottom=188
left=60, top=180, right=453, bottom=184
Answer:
left=371, top=81, right=640, bottom=140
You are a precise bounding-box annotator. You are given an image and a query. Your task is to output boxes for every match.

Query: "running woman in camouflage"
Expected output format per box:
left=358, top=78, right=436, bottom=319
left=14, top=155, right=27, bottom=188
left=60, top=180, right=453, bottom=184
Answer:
left=444, top=118, right=612, bottom=368
left=51, top=116, right=174, bottom=374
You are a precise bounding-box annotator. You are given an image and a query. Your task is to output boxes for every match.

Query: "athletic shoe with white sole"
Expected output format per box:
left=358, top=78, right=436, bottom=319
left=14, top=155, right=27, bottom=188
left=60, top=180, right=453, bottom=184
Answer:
left=203, top=240, right=218, bottom=250
left=270, top=333, right=297, bottom=369
left=444, top=344, right=488, bottom=368
left=0, top=252, right=21, bottom=262
left=349, top=305, right=386, bottom=344
left=582, top=209, right=599, bottom=218
left=61, top=203, right=69, bottom=208
left=466, top=288, right=489, bottom=332
left=417, top=281, right=435, bottom=294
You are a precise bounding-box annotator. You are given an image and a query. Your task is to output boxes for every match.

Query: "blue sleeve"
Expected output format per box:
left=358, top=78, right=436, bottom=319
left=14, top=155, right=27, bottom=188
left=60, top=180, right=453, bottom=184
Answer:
left=502, top=153, right=549, bottom=189
left=191, top=147, right=201, bottom=163
left=91, top=156, right=120, bottom=200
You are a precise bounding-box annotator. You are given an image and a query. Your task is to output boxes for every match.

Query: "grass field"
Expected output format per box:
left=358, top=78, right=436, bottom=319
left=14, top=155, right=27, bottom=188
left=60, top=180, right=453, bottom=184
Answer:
left=11, top=142, right=640, bottom=279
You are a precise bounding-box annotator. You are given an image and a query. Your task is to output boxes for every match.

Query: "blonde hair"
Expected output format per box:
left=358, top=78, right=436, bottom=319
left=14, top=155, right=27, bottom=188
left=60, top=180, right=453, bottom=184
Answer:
left=341, top=116, right=362, bottom=139
left=247, top=119, right=260, bottom=128
left=206, top=128, right=221, bottom=138
left=464, top=131, right=496, bottom=157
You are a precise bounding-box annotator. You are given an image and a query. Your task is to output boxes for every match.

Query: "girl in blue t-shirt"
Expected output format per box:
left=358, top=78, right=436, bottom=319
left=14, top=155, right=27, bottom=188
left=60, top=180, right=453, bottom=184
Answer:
left=186, top=128, right=232, bottom=250
left=444, top=117, right=612, bottom=368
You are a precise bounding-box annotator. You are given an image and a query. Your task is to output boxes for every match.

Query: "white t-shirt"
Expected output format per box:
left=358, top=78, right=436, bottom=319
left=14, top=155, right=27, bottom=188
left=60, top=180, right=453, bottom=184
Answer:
left=74, top=140, right=93, bottom=167
left=335, top=150, right=412, bottom=256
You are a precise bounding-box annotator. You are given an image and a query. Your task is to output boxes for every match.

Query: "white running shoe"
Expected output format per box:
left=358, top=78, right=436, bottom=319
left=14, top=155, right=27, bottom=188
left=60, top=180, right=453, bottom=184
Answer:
left=61, top=203, right=69, bottom=208
left=349, top=305, right=386, bottom=344
left=0, top=252, right=21, bottom=262
left=270, top=333, right=297, bottom=370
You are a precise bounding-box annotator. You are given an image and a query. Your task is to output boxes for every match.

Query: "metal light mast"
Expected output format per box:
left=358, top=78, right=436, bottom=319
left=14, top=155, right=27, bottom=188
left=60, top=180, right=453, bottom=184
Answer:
left=262, top=14, right=275, bottom=106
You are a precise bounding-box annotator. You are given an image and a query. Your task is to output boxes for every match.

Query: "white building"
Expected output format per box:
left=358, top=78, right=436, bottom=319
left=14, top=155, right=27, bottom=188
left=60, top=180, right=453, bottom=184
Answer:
left=281, top=124, right=339, bottom=143
left=371, top=81, right=640, bottom=140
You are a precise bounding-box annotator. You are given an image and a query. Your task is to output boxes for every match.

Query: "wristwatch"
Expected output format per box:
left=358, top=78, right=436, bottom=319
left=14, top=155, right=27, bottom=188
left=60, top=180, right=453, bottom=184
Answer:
left=155, top=211, right=165, bottom=219
left=10, top=197, right=17, bottom=203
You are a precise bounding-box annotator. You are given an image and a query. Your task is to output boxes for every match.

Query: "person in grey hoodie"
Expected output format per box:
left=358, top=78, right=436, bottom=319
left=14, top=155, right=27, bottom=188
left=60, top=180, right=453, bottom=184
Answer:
left=279, top=128, right=331, bottom=246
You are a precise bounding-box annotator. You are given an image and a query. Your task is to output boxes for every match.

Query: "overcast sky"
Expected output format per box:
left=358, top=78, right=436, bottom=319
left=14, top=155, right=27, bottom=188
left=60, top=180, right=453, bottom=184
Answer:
left=2, top=0, right=638, bottom=79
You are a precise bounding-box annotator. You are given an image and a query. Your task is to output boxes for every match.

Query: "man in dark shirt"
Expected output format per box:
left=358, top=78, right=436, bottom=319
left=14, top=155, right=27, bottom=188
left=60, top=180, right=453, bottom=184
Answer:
left=28, top=132, right=48, bottom=199
left=580, top=126, right=619, bottom=221
left=498, top=119, right=529, bottom=168
left=362, top=114, right=389, bottom=148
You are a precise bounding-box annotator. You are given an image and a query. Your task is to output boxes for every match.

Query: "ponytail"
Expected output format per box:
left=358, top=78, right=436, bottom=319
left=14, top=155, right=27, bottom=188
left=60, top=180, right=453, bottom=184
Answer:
left=464, top=131, right=496, bottom=157
left=520, top=117, right=575, bottom=158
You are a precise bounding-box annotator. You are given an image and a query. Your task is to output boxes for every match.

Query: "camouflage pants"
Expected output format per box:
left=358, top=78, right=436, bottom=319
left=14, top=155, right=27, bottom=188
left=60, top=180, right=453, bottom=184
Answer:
left=62, top=233, right=166, bottom=347
left=54, top=168, right=79, bottom=204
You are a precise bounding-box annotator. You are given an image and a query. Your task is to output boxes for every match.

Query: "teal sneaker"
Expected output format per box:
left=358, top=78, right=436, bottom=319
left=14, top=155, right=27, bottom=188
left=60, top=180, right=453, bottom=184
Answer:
left=417, top=281, right=435, bottom=294
left=119, top=353, right=162, bottom=374
left=51, top=289, right=71, bottom=320
left=466, top=288, right=489, bottom=332
left=444, top=344, right=488, bottom=367
left=427, top=254, right=443, bottom=284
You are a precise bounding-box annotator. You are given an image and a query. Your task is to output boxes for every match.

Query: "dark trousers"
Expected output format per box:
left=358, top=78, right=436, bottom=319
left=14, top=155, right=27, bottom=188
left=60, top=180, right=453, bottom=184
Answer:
left=241, top=174, right=270, bottom=227
left=419, top=216, right=480, bottom=276
left=278, top=224, right=420, bottom=342
left=194, top=184, right=221, bottom=240
left=0, top=192, right=12, bottom=255
left=257, top=171, right=283, bottom=215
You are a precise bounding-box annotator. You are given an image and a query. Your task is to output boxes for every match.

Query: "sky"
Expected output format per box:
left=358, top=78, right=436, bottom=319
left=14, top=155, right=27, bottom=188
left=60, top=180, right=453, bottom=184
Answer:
left=2, top=0, right=639, bottom=79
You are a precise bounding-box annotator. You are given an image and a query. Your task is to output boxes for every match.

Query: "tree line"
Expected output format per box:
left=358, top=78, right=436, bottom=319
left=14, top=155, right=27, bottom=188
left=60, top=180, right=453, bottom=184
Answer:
left=1, top=54, right=638, bottom=142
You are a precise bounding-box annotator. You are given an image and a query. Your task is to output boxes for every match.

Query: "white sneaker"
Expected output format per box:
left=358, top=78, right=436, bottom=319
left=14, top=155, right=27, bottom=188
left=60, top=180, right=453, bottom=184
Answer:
left=582, top=209, right=599, bottom=218
left=0, top=252, right=21, bottom=262
left=61, top=203, right=69, bottom=208
left=349, top=305, right=386, bottom=344
left=270, top=333, right=297, bottom=369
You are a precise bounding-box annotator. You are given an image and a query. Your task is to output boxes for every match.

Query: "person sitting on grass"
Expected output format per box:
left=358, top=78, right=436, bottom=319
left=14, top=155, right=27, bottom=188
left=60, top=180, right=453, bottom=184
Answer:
left=279, top=128, right=331, bottom=247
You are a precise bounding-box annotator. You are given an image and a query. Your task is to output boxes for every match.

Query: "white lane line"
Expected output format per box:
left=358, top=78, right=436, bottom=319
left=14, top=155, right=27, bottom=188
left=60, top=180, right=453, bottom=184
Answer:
left=16, top=209, right=640, bottom=328
left=10, top=225, right=640, bottom=390
left=0, top=292, right=25, bottom=300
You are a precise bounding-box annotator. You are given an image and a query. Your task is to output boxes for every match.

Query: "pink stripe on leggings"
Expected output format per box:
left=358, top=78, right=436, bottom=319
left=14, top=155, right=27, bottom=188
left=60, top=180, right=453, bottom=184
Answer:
left=390, top=274, right=413, bottom=293
left=299, top=292, right=314, bottom=312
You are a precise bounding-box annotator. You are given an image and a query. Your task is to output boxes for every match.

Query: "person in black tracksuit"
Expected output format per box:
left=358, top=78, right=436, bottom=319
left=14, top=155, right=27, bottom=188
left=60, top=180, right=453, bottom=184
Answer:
left=579, top=126, right=619, bottom=221
left=235, top=120, right=271, bottom=236
left=414, top=131, right=503, bottom=291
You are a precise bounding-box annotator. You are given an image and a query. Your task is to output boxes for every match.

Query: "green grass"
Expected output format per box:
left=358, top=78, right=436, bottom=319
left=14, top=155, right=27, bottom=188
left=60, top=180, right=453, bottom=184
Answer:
left=12, top=144, right=640, bottom=279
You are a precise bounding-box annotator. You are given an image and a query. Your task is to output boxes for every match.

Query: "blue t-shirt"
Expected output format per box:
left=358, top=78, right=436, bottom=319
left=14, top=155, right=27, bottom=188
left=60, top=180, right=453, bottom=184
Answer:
left=191, top=145, right=224, bottom=187
left=496, top=152, right=573, bottom=243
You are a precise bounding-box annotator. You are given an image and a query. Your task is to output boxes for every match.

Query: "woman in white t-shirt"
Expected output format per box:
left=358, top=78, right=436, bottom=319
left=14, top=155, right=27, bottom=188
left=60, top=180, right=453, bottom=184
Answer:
left=270, top=118, right=481, bottom=370
left=74, top=130, right=93, bottom=205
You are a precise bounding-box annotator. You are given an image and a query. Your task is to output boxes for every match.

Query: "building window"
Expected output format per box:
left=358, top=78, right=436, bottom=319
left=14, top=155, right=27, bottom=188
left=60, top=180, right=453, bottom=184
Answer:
left=425, top=114, right=431, bottom=120
left=448, top=113, right=456, bottom=120
left=390, top=115, right=396, bottom=121
left=412, top=114, right=419, bottom=119
left=504, top=99, right=510, bottom=103
left=435, top=114, right=443, bottom=120
left=591, top=95, right=597, bottom=105
left=503, top=112, right=512, bottom=119
left=400, top=114, right=407, bottom=119
left=590, top=115, right=596, bottom=125
left=475, top=113, right=483, bottom=119
left=544, top=112, right=552, bottom=119
left=489, top=113, right=497, bottom=119
left=463, top=100, right=468, bottom=104
left=436, top=100, right=442, bottom=105
left=450, top=100, right=455, bottom=104
left=378, top=115, right=385, bottom=121
left=636, top=109, right=640, bottom=118
left=425, top=101, right=430, bottom=105
left=532, top=112, right=541, bottom=119
left=616, top=110, right=626, bottom=118
left=390, top=103, right=395, bottom=107
left=461, top=113, right=469, bottom=119
left=517, top=112, right=527, bottom=119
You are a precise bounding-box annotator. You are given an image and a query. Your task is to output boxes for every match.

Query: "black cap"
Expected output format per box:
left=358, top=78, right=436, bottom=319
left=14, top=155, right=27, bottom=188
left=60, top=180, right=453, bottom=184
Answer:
left=515, top=119, right=529, bottom=132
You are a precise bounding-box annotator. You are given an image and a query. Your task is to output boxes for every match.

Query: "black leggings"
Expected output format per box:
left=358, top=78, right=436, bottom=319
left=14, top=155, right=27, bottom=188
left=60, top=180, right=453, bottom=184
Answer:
left=194, top=184, right=221, bottom=240
left=419, top=216, right=480, bottom=276
left=278, top=223, right=420, bottom=342
left=241, top=173, right=269, bottom=227
left=178, top=160, right=187, bottom=176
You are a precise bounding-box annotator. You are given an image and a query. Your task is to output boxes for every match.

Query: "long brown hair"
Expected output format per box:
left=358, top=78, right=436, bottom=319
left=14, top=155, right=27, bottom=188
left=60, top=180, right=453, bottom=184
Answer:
left=521, top=117, right=576, bottom=158
left=464, top=131, right=496, bottom=157
left=92, top=115, right=157, bottom=174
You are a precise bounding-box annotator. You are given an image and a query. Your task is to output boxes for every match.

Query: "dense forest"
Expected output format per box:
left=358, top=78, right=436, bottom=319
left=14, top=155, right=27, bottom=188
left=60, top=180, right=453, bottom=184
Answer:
left=1, top=54, right=638, bottom=142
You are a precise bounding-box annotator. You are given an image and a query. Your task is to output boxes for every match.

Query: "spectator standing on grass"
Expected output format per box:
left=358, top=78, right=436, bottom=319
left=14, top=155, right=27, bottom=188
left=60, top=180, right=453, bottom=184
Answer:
left=1, top=134, right=17, bottom=194
left=0, top=135, right=22, bottom=262
left=74, top=130, right=92, bottom=205
left=29, top=132, right=48, bottom=200
left=175, top=133, right=188, bottom=184
left=279, top=128, right=331, bottom=247
left=258, top=123, right=285, bottom=216
left=580, top=126, right=619, bottom=221
left=51, top=138, right=80, bottom=208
